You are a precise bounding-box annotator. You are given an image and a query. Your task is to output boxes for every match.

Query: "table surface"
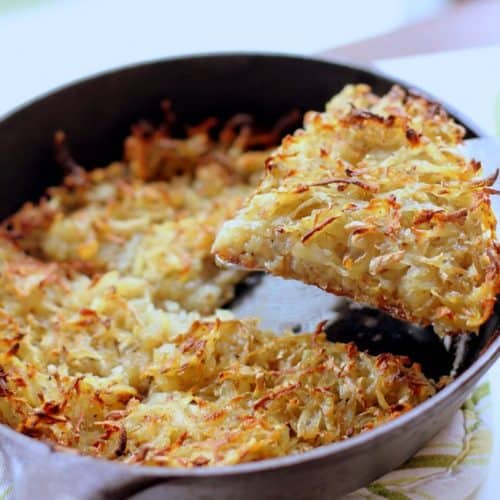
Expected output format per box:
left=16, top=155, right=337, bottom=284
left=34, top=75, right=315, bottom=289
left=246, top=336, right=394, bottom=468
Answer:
left=322, top=0, right=500, bottom=63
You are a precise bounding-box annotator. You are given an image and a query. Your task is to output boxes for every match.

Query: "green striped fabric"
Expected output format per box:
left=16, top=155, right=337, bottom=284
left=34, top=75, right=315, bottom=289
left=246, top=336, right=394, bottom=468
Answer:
left=348, top=382, right=493, bottom=499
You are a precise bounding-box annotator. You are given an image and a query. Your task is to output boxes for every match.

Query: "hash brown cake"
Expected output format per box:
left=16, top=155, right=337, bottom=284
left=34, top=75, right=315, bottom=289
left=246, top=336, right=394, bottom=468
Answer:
left=0, top=103, right=439, bottom=467
left=0, top=236, right=435, bottom=465
left=5, top=118, right=271, bottom=314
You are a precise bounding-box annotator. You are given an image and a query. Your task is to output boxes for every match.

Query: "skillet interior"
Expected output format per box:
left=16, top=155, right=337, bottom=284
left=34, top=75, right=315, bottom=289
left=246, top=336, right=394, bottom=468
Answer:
left=0, top=53, right=497, bottom=500
left=0, top=53, right=489, bottom=376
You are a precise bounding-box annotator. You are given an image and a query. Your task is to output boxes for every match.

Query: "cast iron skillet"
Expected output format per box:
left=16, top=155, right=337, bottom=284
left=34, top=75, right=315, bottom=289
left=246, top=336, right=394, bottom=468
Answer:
left=0, top=54, right=498, bottom=500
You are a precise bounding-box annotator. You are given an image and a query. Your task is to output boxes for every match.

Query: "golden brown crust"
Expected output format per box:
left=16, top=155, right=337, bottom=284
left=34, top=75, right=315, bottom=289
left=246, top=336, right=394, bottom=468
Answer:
left=0, top=250, right=435, bottom=466
left=213, top=84, right=499, bottom=335
left=3, top=114, right=278, bottom=314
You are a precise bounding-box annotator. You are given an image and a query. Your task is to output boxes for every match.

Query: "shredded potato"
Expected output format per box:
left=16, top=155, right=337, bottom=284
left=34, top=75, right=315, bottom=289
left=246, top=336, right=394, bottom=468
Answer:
left=213, top=85, right=499, bottom=335
left=6, top=120, right=270, bottom=314
left=0, top=103, right=436, bottom=467
left=0, top=238, right=435, bottom=465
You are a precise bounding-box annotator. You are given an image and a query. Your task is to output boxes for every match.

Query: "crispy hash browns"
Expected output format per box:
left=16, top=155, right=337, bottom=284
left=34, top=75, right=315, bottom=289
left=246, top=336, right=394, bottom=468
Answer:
left=0, top=239, right=435, bottom=465
left=213, top=85, right=500, bottom=336
left=5, top=114, right=275, bottom=314
left=0, top=102, right=436, bottom=467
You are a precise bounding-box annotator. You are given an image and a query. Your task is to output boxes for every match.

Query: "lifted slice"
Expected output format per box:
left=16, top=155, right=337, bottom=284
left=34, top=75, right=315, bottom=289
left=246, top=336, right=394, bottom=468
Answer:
left=213, top=85, right=499, bottom=336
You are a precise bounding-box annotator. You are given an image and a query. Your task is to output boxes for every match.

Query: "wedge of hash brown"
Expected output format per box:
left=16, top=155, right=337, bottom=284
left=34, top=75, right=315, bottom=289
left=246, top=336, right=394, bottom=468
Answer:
left=0, top=238, right=436, bottom=465
left=213, top=85, right=499, bottom=335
